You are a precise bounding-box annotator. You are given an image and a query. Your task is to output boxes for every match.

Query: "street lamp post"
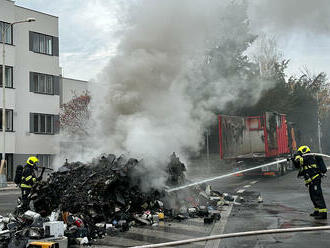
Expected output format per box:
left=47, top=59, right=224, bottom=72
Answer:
left=316, top=93, right=322, bottom=153
left=0, top=18, right=35, bottom=187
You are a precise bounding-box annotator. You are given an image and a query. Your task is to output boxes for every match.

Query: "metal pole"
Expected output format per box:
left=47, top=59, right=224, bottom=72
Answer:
left=2, top=24, right=6, bottom=170
left=206, top=128, right=209, bottom=166
left=316, top=93, right=322, bottom=153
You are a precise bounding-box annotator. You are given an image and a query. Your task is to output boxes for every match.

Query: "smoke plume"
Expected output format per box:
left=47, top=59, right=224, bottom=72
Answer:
left=248, top=0, right=330, bottom=34
left=83, top=0, right=274, bottom=187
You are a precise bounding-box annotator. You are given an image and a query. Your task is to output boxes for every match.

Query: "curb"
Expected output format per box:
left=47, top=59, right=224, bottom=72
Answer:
left=0, top=187, right=20, bottom=192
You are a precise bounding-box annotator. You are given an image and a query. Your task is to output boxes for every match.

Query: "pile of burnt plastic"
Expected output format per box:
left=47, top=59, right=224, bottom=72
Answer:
left=30, top=154, right=165, bottom=241
left=0, top=154, right=237, bottom=246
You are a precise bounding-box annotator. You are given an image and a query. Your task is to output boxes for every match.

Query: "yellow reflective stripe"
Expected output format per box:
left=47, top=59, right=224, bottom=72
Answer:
left=305, top=178, right=312, bottom=184
left=295, top=155, right=304, bottom=165
left=25, top=175, right=32, bottom=181
left=20, top=184, right=32, bottom=188
left=314, top=208, right=319, bottom=211
left=305, top=174, right=320, bottom=184
left=312, top=174, right=319, bottom=180
left=303, top=164, right=317, bottom=171
left=32, top=178, right=36, bottom=183
left=319, top=209, right=327, bottom=213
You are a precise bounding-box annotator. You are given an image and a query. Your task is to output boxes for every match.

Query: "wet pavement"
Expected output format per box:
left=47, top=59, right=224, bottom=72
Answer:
left=1, top=158, right=330, bottom=247
left=0, top=190, right=20, bottom=216
left=217, top=171, right=330, bottom=248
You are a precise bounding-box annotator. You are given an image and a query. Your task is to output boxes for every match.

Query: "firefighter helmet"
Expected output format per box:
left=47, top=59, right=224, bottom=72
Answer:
left=27, top=156, right=39, bottom=166
left=298, top=145, right=311, bottom=154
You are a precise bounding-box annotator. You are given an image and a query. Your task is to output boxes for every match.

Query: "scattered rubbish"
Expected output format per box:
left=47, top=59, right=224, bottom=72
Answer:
left=209, top=210, right=221, bottom=221
left=23, top=210, right=41, bottom=221
left=204, top=216, right=214, bottom=224
left=0, top=153, right=236, bottom=246
left=157, top=212, right=165, bottom=220
left=223, top=193, right=234, bottom=202
left=258, top=194, right=263, bottom=203
left=43, top=221, right=65, bottom=238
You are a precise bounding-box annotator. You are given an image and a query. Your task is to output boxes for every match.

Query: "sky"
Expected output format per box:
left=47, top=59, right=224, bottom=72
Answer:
left=14, top=0, right=330, bottom=81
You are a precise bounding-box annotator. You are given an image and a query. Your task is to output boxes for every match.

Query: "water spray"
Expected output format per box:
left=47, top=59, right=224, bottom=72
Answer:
left=166, top=153, right=330, bottom=193
left=166, top=158, right=287, bottom=192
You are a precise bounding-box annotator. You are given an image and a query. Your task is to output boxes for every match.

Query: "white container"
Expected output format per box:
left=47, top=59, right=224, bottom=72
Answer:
left=43, top=221, right=65, bottom=238
left=23, top=210, right=40, bottom=220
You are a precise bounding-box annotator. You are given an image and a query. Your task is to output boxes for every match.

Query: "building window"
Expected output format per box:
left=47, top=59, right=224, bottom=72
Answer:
left=0, top=109, right=13, bottom=131
left=30, top=72, right=60, bottom=95
left=33, top=73, right=53, bottom=94
left=0, top=66, right=13, bottom=88
left=37, top=154, right=52, bottom=168
left=31, top=113, right=54, bottom=134
left=30, top=32, right=57, bottom=55
left=0, top=21, right=12, bottom=44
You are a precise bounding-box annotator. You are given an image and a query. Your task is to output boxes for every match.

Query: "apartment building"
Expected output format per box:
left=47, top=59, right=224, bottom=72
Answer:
left=0, top=0, right=88, bottom=180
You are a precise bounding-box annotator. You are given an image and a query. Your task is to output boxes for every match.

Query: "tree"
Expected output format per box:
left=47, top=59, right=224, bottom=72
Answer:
left=60, top=91, right=91, bottom=136
left=251, top=35, right=284, bottom=79
left=234, top=63, right=329, bottom=151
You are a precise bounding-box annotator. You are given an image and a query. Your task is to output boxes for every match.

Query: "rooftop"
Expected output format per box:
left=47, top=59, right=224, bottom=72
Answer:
left=15, top=3, right=58, bottom=19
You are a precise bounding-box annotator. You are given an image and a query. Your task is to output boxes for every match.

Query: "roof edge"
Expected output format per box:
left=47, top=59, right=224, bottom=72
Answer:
left=15, top=5, right=58, bottom=19
left=61, top=77, right=89, bottom=83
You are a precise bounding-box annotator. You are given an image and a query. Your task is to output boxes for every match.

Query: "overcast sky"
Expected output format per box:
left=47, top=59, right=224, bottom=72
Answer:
left=15, top=0, right=330, bottom=81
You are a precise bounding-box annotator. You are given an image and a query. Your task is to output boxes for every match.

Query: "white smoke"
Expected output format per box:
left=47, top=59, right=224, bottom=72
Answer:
left=88, top=0, right=272, bottom=169
left=61, top=0, right=276, bottom=188
left=248, top=0, right=330, bottom=35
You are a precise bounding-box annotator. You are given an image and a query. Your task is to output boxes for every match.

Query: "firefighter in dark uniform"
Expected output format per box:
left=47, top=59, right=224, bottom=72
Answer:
left=293, top=146, right=327, bottom=219
left=20, top=156, right=39, bottom=211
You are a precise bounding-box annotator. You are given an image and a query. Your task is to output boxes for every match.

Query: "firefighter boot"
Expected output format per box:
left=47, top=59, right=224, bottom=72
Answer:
left=314, top=212, right=327, bottom=220
left=310, top=211, right=319, bottom=217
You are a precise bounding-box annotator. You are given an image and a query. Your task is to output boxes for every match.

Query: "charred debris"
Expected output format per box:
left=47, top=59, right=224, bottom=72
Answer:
left=0, top=153, right=234, bottom=246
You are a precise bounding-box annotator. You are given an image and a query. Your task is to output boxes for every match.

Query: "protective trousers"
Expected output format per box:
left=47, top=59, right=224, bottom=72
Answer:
left=21, top=188, right=31, bottom=211
left=309, top=179, right=327, bottom=214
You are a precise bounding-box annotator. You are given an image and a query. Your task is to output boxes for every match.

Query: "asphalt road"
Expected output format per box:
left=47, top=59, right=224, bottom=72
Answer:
left=0, top=190, right=20, bottom=216
left=1, top=163, right=330, bottom=247
left=216, top=171, right=330, bottom=248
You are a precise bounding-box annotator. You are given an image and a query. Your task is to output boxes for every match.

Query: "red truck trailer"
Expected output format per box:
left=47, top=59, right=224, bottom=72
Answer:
left=218, top=112, right=297, bottom=176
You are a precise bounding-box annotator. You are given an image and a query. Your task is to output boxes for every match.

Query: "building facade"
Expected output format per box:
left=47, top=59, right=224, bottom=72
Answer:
left=0, top=0, right=88, bottom=180
left=60, top=77, right=89, bottom=105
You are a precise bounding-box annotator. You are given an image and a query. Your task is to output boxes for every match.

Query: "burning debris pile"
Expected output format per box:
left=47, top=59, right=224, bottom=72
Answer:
left=0, top=154, right=235, bottom=246
left=33, top=154, right=164, bottom=221
left=31, top=154, right=166, bottom=242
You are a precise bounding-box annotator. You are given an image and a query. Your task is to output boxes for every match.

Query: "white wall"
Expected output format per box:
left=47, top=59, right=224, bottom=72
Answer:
left=15, top=6, right=61, bottom=155
left=61, top=77, right=88, bottom=104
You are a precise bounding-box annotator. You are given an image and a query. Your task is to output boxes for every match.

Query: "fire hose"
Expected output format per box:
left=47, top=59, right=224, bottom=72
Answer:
left=166, top=158, right=288, bottom=192
left=156, top=153, right=330, bottom=247
left=167, top=153, right=330, bottom=193
left=131, top=225, right=330, bottom=248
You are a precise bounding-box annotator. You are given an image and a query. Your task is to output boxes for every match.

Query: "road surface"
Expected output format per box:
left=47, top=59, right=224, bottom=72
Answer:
left=1, top=163, right=329, bottom=247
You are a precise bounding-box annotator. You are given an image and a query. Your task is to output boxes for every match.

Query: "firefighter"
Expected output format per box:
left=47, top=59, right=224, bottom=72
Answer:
left=292, top=145, right=327, bottom=219
left=20, top=156, right=39, bottom=211
left=167, top=152, right=186, bottom=185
